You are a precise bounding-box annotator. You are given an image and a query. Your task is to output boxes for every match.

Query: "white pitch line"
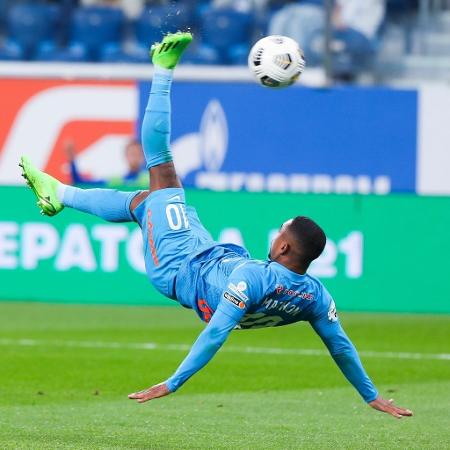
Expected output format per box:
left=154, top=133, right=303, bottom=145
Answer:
left=0, top=338, right=449, bottom=361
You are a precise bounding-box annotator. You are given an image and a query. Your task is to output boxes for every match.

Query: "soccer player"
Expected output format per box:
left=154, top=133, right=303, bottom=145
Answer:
left=20, top=32, right=412, bottom=419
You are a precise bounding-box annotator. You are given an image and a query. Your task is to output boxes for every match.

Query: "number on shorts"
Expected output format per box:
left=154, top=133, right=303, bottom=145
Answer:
left=166, top=204, right=189, bottom=231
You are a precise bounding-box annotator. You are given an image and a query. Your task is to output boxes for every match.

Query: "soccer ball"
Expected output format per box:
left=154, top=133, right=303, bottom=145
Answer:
left=248, top=35, right=305, bottom=88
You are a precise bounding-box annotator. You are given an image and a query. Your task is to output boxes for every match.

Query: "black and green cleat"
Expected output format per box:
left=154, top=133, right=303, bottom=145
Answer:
left=19, top=155, right=64, bottom=216
left=150, top=31, right=193, bottom=70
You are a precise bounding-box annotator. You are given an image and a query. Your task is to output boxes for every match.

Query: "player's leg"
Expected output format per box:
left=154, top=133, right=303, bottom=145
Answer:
left=19, top=155, right=139, bottom=222
left=138, top=32, right=192, bottom=195
left=126, top=32, right=216, bottom=298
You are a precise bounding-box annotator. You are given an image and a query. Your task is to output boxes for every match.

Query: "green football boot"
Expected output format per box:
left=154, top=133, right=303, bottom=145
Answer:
left=19, top=155, right=64, bottom=216
left=150, top=31, right=193, bottom=69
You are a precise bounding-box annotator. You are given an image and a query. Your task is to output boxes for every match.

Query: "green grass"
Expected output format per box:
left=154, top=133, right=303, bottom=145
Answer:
left=0, top=302, right=449, bottom=449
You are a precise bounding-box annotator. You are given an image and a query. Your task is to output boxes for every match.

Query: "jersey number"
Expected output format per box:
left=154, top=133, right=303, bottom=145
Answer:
left=166, top=204, right=189, bottom=231
left=239, top=313, right=284, bottom=329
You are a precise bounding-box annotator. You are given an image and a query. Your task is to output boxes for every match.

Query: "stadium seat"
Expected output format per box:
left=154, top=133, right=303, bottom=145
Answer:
left=198, top=8, right=254, bottom=64
left=106, top=4, right=196, bottom=65
left=135, top=4, right=194, bottom=47
left=3, top=3, right=61, bottom=59
left=35, top=41, right=88, bottom=62
left=181, top=44, right=222, bottom=65
left=68, top=6, right=125, bottom=61
left=201, top=8, right=253, bottom=51
left=0, top=39, right=24, bottom=61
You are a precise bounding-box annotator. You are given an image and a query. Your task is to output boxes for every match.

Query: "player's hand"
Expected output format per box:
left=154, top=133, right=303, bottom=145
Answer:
left=368, top=396, right=413, bottom=418
left=128, top=382, right=171, bottom=403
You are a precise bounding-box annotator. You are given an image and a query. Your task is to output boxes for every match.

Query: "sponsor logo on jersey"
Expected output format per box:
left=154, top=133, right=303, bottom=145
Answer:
left=227, top=282, right=248, bottom=301
left=224, top=291, right=246, bottom=309
left=275, top=284, right=314, bottom=301
left=328, top=299, right=338, bottom=322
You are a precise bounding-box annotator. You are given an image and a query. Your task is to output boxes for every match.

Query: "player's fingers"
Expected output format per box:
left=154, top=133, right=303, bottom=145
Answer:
left=387, top=400, right=413, bottom=416
left=382, top=406, right=401, bottom=419
left=128, top=390, right=149, bottom=399
left=129, top=393, right=151, bottom=402
left=395, top=406, right=413, bottom=416
left=128, top=394, right=145, bottom=399
left=388, top=405, right=410, bottom=419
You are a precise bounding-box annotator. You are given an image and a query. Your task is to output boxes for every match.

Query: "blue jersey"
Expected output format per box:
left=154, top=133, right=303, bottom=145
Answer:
left=133, top=188, right=378, bottom=404
left=176, top=249, right=326, bottom=328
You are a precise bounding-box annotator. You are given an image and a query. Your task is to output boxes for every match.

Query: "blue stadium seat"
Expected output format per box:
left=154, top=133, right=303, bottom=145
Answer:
left=182, top=44, right=222, bottom=65
left=107, top=4, right=196, bottom=65
left=0, top=39, right=24, bottom=61
left=198, top=8, right=254, bottom=64
left=134, top=4, right=194, bottom=48
left=69, top=6, right=125, bottom=61
left=3, top=3, right=61, bottom=59
left=36, top=41, right=88, bottom=62
left=201, top=8, right=253, bottom=51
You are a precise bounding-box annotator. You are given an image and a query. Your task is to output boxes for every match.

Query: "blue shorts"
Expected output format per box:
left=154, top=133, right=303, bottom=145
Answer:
left=133, top=188, right=214, bottom=299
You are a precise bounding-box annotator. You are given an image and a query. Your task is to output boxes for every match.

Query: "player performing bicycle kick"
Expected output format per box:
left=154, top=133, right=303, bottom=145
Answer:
left=20, top=32, right=412, bottom=418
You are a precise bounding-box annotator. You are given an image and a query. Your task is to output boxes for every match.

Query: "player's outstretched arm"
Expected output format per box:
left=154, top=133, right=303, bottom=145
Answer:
left=309, top=310, right=413, bottom=418
left=128, top=305, right=243, bottom=403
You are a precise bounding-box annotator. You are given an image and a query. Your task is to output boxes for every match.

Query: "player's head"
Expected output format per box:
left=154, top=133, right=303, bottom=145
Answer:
left=125, top=139, right=144, bottom=172
left=269, top=216, right=326, bottom=273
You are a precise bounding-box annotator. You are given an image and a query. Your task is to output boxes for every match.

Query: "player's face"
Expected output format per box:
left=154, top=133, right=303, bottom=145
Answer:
left=126, top=143, right=145, bottom=171
left=268, top=219, right=293, bottom=260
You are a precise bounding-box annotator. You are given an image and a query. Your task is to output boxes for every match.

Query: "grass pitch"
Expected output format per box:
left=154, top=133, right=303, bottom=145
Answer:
left=0, top=302, right=449, bottom=449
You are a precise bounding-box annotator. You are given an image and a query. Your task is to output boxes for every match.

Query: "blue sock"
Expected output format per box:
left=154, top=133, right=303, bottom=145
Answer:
left=141, top=66, right=174, bottom=169
left=61, top=186, right=138, bottom=222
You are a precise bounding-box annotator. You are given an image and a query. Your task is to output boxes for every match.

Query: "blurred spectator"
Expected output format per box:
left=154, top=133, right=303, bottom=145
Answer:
left=65, top=138, right=147, bottom=187
left=268, top=0, right=324, bottom=64
left=268, top=0, right=385, bottom=79
left=330, top=0, right=385, bottom=80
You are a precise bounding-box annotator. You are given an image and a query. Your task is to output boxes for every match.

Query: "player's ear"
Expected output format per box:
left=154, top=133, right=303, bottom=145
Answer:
left=280, top=241, right=290, bottom=255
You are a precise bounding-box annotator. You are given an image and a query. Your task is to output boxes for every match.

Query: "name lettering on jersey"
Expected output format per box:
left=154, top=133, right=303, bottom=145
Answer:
left=328, top=299, right=338, bottom=322
left=224, top=291, right=246, bottom=309
left=227, top=281, right=248, bottom=301
left=262, top=297, right=302, bottom=316
left=275, top=284, right=314, bottom=301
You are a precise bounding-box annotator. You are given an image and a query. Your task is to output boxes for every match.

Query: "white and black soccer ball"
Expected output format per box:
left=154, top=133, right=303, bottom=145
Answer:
left=248, top=35, right=305, bottom=88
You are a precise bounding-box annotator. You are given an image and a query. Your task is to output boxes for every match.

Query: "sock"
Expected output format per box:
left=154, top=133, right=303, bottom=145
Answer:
left=56, top=183, right=67, bottom=203
left=141, top=66, right=174, bottom=169
left=61, top=186, right=138, bottom=223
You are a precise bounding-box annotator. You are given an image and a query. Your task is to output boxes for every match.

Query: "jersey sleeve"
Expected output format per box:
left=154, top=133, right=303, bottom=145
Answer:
left=165, top=306, right=240, bottom=392
left=309, top=289, right=378, bottom=403
left=165, top=261, right=267, bottom=392
left=216, top=261, right=268, bottom=321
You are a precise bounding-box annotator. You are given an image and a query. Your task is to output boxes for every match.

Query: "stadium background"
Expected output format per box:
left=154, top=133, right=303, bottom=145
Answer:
left=0, top=1, right=449, bottom=449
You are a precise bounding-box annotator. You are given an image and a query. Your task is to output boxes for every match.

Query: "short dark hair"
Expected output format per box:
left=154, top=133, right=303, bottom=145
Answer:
left=288, top=216, right=326, bottom=268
